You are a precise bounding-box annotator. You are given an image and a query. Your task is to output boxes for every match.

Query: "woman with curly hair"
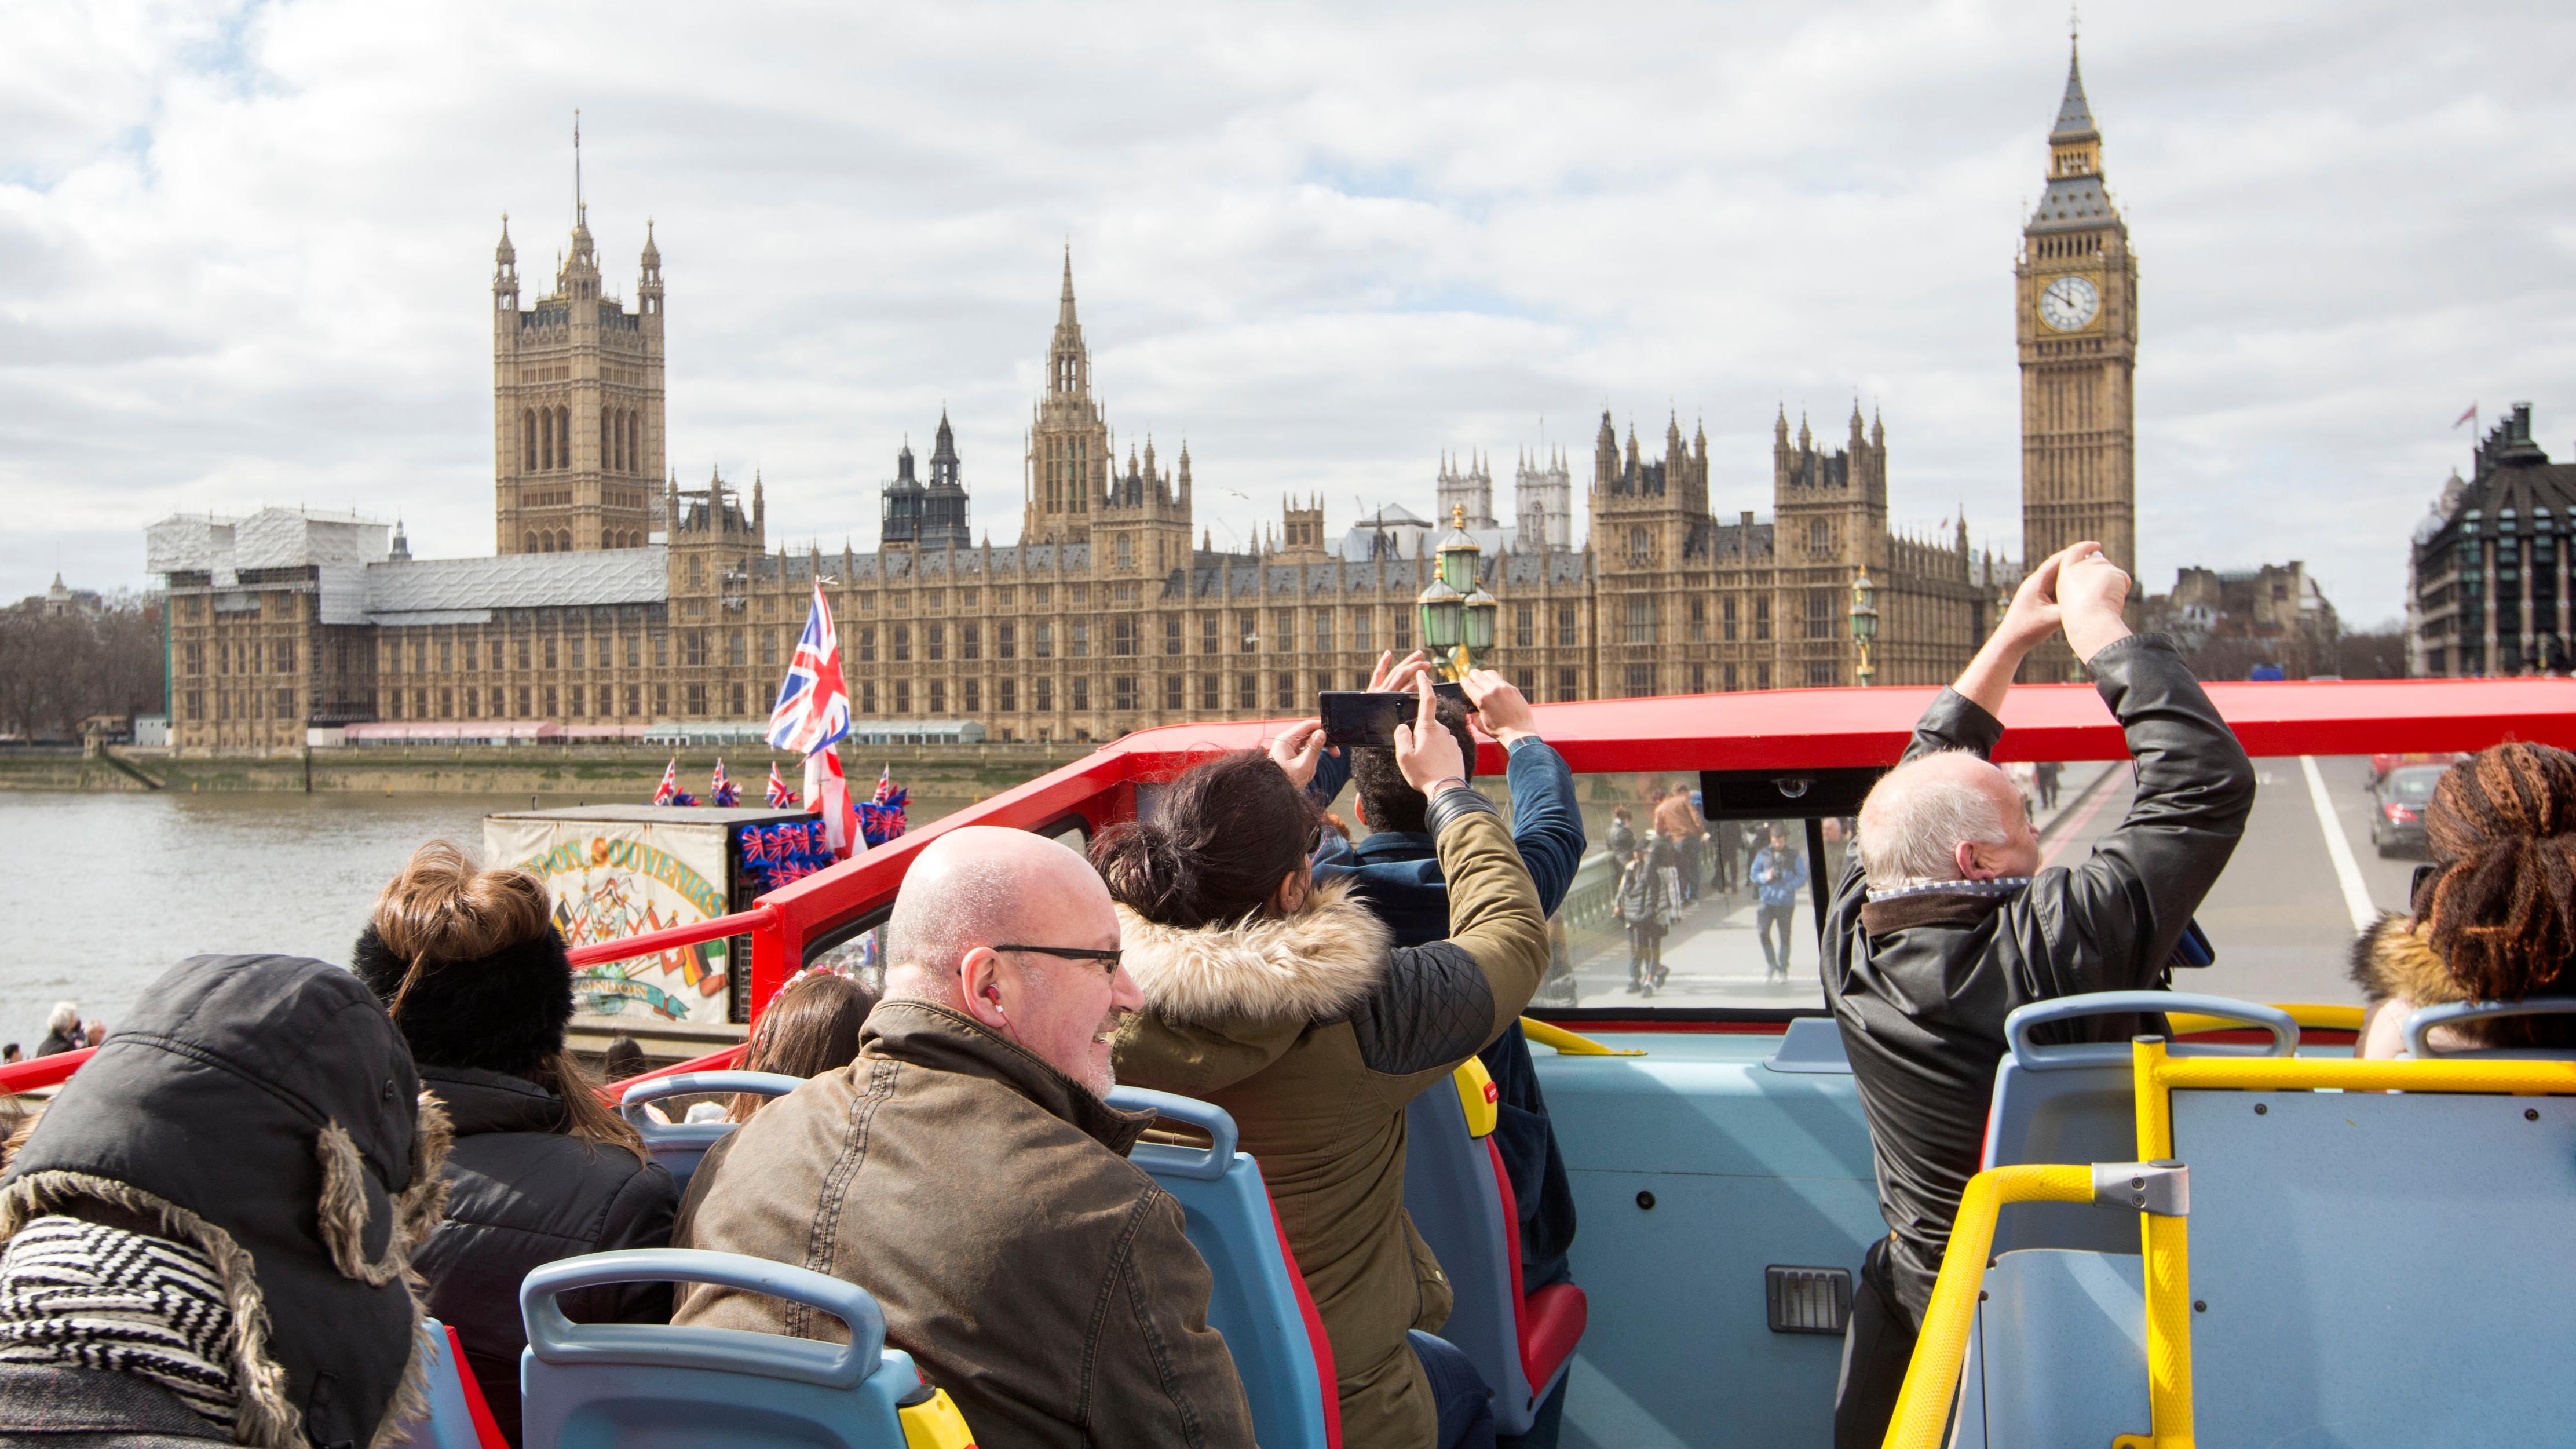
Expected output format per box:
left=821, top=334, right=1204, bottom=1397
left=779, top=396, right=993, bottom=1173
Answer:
left=2353, top=742, right=2576, bottom=1057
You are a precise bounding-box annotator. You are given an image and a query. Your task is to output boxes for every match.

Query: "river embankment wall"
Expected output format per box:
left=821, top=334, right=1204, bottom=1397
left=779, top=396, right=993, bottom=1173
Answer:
left=0, top=742, right=1092, bottom=804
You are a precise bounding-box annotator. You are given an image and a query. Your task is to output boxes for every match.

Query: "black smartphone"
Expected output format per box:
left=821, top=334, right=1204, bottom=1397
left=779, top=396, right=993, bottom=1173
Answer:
left=1319, top=684, right=1468, bottom=747
left=2169, top=917, right=2216, bottom=969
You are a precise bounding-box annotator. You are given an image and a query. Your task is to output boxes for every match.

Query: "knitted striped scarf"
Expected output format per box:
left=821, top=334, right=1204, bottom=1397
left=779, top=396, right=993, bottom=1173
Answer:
left=0, top=1213, right=238, bottom=1434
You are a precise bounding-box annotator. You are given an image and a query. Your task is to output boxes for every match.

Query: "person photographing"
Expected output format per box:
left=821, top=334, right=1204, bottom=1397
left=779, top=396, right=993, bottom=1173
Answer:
left=1822, top=541, right=2255, bottom=1447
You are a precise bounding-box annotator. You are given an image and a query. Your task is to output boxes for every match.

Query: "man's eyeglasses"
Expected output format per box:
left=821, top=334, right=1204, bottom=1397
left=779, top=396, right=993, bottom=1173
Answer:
left=992, top=944, right=1124, bottom=975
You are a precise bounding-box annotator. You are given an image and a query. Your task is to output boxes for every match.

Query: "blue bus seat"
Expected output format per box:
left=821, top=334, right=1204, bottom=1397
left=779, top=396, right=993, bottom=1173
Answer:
left=1983, top=993, right=2294, bottom=1257
left=2170, top=1078, right=2576, bottom=1444
left=617, top=1071, right=803, bottom=1188
left=1401, top=1059, right=1588, bottom=1437
left=1967, top=1250, right=2147, bottom=1449
left=517, top=1248, right=973, bottom=1449
left=393, top=1319, right=505, bottom=1449
left=1109, top=1086, right=1339, bottom=1449
left=2403, top=997, right=2576, bottom=1059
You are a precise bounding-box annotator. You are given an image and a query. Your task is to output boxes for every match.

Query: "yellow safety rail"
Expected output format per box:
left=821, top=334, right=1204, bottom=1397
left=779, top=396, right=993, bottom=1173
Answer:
left=1518, top=1017, right=1647, bottom=1057
left=1879, top=1165, right=2096, bottom=1449
left=1887, top=1042, right=2576, bottom=1449
left=2166, top=1001, right=2361, bottom=1037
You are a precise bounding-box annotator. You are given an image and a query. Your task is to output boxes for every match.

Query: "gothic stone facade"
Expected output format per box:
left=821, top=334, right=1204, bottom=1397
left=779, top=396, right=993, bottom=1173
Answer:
left=155, top=235, right=1994, bottom=752
left=2409, top=404, right=2576, bottom=678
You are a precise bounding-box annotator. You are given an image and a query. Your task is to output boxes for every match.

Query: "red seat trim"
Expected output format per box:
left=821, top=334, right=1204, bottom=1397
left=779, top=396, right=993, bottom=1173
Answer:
left=1267, top=1192, right=1343, bottom=1449
left=1482, top=1136, right=1585, bottom=1398
left=445, top=1324, right=510, bottom=1449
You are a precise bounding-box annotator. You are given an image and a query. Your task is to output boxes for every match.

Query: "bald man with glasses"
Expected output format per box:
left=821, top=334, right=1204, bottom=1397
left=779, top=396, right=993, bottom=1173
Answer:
left=677, top=825, right=1256, bottom=1449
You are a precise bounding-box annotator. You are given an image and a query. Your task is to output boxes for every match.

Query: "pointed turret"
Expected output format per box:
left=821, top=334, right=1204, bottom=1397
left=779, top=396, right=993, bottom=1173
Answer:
left=1046, top=247, right=1090, bottom=400
left=2052, top=37, right=2098, bottom=143
left=1775, top=402, right=1789, bottom=442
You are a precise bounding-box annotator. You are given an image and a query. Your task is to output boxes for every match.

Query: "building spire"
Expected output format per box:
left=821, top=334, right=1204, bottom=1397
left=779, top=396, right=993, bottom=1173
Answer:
left=2052, top=27, right=2097, bottom=141
left=1059, top=244, right=1077, bottom=327
left=572, top=108, right=585, bottom=228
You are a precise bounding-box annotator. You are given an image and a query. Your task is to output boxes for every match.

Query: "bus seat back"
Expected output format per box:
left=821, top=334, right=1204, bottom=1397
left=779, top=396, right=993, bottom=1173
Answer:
left=392, top=1320, right=502, bottom=1449
left=618, top=1071, right=805, bottom=1188
left=1970, top=1250, right=2148, bottom=1449
left=518, top=1249, right=930, bottom=1449
left=2173, top=1085, right=2576, bottom=1444
left=1986, top=992, right=2296, bottom=1256
left=1403, top=1064, right=1584, bottom=1437
left=1111, top=1087, right=1336, bottom=1449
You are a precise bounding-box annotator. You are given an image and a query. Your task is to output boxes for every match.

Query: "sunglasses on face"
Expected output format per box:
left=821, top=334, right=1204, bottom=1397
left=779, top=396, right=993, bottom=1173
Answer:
left=992, top=944, right=1124, bottom=976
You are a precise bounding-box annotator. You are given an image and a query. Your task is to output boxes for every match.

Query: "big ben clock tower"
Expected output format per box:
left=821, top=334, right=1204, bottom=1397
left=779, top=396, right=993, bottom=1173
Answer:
left=2018, top=35, right=2138, bottom=680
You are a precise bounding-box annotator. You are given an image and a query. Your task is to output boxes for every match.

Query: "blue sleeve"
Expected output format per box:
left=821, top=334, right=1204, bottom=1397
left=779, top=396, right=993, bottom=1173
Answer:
left=1309, top=745, right=1353, bottom=806
left=1504, top=739, right=1585, bottom=918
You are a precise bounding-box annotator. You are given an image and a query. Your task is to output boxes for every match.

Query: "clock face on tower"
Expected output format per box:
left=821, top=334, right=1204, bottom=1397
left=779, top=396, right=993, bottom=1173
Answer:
left=2038, top=273, right=2100, bottom=332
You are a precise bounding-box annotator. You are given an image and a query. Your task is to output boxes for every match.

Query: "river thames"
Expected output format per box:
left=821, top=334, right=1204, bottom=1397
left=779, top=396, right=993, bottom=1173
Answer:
left=0, top=793, right=498, bottom=1047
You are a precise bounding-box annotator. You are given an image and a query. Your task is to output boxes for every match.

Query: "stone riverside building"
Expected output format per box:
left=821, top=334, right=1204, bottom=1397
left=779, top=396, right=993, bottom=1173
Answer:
left=149, top=223, right=2008, bottom=754
left=2406, top=403, right=2576, bottom=678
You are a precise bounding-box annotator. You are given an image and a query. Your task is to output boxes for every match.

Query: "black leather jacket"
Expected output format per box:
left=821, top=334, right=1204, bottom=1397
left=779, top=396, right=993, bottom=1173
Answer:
left=1824, top=634, right=2256, bottom=1318
left=411, top=1065, right=678, bottom=1448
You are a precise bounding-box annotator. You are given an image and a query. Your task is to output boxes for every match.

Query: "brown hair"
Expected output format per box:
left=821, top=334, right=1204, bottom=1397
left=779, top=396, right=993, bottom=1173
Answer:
left=370, top=841, right=552, bottom=1019
left=1092, top=750, right=1320, bottom=928
left=1350, top=698, right=1475, bottom=836
left=368, top=841, right=643, bottom=1157
left=2420, top=742, right=2576, bottom=1002
left=729, top=970, right=875, bottom=1122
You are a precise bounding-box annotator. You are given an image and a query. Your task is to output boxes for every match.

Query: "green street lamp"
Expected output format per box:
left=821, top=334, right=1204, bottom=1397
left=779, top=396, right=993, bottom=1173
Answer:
left=1849, top=567, right=1880, bottom=687
left=1418, top=506, right=1493, bottom=680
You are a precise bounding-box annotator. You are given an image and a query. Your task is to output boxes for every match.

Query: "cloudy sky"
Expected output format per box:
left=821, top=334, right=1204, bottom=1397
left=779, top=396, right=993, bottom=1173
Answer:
left=5, top=0, right=2571, bottom=625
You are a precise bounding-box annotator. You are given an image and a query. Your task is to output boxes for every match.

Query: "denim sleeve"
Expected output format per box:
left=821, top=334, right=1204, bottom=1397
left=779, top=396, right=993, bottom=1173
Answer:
left=1505, top=738, right=1585, bottom=918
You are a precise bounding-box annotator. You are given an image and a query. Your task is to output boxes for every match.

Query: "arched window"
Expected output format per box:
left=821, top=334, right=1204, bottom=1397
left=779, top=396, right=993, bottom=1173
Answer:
left=524, top=532, right=538, bottom=553
left=601, top=407, right=612, bottom=470
left=538, top=410, right=552, bottom=470
left=628, top=411, right=639, bottom=473
left=560, top=529, right=573, bottom=552
left=557, top=407, right=572, bottom=470
left=523, top=410, right=537, bottom=472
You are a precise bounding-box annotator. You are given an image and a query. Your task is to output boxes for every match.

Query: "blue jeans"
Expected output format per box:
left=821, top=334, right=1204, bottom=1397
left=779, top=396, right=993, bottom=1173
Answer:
left=1411, top=1331, right=1497, bottom=1449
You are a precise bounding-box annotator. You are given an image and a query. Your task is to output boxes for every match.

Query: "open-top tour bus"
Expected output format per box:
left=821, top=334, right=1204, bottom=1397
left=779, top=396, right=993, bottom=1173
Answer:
left=11, top=674, right=2575, bottom=1448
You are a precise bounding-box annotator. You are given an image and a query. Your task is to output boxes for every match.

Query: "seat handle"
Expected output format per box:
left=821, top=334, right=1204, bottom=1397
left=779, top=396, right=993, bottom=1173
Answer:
left=2007, top=991, right=2296, bottom=1072
left=2403, top=997, right=2576, bottom=1059
left=520, top=1249, right=880, bottom=1389
left=618, top=1071, right=806, bottom=1141
left=1106, top=1086, right=1239, bottom=1181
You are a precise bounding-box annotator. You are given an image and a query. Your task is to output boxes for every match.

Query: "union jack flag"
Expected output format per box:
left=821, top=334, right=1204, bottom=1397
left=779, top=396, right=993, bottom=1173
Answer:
left=652, top=758, right=679, bottom=806
left=765, top=762, right=798, bottom=808
left=767, top=584, right=851, bottom=757
left=710, top=758, right=739, bottom=808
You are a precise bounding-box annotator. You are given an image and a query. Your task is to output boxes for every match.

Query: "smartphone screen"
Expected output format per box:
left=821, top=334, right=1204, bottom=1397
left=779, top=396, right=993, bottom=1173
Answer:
left=1318, top=684, right=1471, bottom=747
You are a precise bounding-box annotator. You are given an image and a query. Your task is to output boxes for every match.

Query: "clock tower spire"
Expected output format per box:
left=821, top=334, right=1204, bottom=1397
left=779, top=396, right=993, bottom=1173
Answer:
left=2016, top=28, right=2137, bottom=680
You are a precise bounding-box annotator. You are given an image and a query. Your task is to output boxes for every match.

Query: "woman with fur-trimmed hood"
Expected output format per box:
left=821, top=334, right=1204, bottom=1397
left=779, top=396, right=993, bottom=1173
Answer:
left=1098, top=680, right=1551, bottom=1449
left=0, top=953, right=449, bottom=1448
left=351, top=842, right=677, bottom=1448
left=2352, top=743, right=2576, bottom=1058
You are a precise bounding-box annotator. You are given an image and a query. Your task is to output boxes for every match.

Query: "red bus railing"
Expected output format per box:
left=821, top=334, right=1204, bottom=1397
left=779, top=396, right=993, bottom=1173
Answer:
left=10, top=677, right=2573, bottom=1104
left=0, top=1047, right=94, bottom=1098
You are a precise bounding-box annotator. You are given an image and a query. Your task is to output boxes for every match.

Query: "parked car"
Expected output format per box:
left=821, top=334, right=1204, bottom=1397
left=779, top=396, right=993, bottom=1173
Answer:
left=2370, top=764, right=2446, bottom=857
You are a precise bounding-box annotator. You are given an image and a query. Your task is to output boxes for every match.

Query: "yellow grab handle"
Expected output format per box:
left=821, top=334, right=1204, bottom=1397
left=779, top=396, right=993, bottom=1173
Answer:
left=1882, top=1165, right=2096, bottom=1449
left=1519, top=1017, right=1647, bottom=1057
left=899, top=1388, right=978, bottom=1448
left=1450, top=1058, right=1500, bottom=1137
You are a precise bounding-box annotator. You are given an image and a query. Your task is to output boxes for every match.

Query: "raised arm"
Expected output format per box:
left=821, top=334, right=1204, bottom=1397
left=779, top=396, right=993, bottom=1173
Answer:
left=2033, top=552, right=2254, bottom=992
left=1463, top=667, right=1585, bottom=916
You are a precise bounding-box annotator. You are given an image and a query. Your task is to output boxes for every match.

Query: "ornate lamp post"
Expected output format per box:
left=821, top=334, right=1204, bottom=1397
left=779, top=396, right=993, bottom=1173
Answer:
left=1849, top=568, right=1880, bottom=687
left=1419, top=506, right=1495, bottom=680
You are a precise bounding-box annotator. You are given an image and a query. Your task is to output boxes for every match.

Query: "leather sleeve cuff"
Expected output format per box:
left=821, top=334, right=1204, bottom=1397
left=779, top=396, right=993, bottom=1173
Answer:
left=1427, top=784, right=1500, bottom=837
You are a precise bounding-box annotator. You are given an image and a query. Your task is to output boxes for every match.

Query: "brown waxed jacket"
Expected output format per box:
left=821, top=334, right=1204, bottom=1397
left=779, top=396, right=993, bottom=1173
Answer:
left=1113, top=790, right=1550, bottom=1449
left=672, top=1000, right=1255, bottom=1449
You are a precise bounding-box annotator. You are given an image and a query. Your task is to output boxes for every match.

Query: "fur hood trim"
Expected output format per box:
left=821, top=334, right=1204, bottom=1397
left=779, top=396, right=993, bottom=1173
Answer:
left=1117, top=878, right=1391, bottom=1027
left=0, top=1088, right=452, bottom=1449
left=2348, top=912, right=2461, bottom=1008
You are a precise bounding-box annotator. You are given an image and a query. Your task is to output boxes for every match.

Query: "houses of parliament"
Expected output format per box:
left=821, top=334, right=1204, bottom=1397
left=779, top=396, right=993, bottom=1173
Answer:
left=151, top=43, right=2133, bottom=751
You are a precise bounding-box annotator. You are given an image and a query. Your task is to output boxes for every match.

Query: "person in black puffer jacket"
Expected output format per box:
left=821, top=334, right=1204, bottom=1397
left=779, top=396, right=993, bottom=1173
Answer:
left=353, top=841, right=677, bottom=1448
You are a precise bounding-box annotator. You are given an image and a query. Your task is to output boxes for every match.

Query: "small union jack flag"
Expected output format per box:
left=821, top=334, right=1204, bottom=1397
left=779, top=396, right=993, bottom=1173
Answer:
left=765, top=762, right=798, bottom=808
left=652, top=757, right=679, bottom=806
left=767, top=584, right=851, bottom=757
left=710, top=758, right=740, bottom=808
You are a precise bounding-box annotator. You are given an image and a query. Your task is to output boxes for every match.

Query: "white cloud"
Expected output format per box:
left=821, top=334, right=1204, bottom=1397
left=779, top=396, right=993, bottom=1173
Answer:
left=3, top=0, right=2572, bottom=625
